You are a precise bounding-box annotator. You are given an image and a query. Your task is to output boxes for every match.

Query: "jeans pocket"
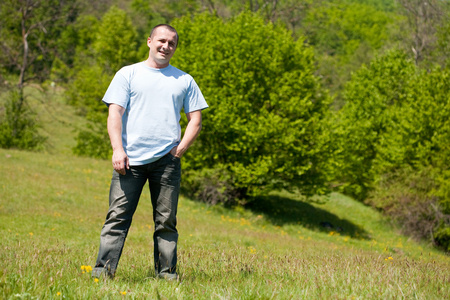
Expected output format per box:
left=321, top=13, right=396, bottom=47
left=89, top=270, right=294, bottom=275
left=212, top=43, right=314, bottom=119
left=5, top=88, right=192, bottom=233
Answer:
left=168, top=153, right=181, bottom=163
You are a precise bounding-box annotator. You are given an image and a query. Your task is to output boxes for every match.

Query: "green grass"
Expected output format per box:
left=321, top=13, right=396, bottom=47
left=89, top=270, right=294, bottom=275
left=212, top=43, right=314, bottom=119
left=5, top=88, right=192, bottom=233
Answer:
left=1, top=88, right=449, bottom=299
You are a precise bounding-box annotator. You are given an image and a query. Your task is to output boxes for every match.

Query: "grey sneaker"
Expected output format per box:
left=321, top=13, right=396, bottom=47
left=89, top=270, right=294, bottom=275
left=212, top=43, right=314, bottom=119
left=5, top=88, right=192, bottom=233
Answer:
left=92, top=267, right=114, bottom=279
left=157, top=273, right=179, bottom=281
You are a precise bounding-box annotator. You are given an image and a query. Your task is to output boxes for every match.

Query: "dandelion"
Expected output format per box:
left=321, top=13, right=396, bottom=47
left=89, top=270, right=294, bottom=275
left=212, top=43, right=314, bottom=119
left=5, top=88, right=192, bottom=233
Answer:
left=29, top=232, right=34, bottom=236
left=81, top=265, right=93, bottom=273
left=57, top=292, right=61, bottom=296
left=121, top=291, right=127, bottom=295
left=94, top=278, right=99, bottom=283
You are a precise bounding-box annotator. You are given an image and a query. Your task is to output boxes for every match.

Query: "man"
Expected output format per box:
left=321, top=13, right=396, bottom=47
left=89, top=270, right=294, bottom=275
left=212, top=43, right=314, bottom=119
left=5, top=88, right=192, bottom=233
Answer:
left=92, top=24, right=208, bottom=281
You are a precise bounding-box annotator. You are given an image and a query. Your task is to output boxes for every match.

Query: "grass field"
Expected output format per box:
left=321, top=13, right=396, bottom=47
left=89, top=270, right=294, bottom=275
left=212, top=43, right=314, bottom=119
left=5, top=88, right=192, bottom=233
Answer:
left=1, top=88, right=449, bottom=299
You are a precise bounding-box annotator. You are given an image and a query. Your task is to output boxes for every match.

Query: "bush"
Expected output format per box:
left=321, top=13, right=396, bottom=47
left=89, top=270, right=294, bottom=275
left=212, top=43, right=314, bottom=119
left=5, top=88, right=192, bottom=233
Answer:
left=335, top=51, right=450, bottom=251
left=0, top=89, right=46, bottom=150
left=367, top=167, right=448, bottom=246
left=181, top=167, right=243, bottom=206
left=434, top=225, right=450, bottom=252
left=172, top=12, right=332, bottom=203
left=72, top=112, right=111, bottom=159
left=333, top=50, right=416, bottom=200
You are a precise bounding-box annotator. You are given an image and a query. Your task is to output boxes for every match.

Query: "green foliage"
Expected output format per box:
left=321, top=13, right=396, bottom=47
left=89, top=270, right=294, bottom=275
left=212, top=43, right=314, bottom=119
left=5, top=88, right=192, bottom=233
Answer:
left=366, top=167, right=443, bottom=242
left=130, top=0, right=200, bottom=26
left=52, top=15, right=100, bottom=83
left=0, top=0, right=77, bottom=151
left=305, top=2, right=392, bottom=56
left=334, top=51, right=416, bottom=200
left=302, top=1, right=396, bottom=102
left=181, top=167, right=238, bottom=205
left=66, top=6, right=140, bottom=158
left=434, top=225, right=450, bottom=252
left=0, top=0, right=78, bottom=81
left=374, top=64, right=450, bottom=215
left=72, top=112, right=111, bottom=159
left=436, top=19, right=450, bottom=68
left=172, top=12, right=332, bottom=203
left=341, top=0, right=398, bottom=12
left=0, top=89, right=46, bottom=150
left=93, top=6, right=138, bottom=73
left=335, top=50, right=450, bottom=250
left=68, top=66, right=111, bottom=158
left=66, top=65, right=111, bottom=116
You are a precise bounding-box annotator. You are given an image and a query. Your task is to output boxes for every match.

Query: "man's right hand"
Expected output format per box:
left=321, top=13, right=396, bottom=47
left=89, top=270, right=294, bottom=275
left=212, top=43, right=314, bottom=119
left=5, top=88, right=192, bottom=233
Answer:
left=112, top=149, right=129, bottom=175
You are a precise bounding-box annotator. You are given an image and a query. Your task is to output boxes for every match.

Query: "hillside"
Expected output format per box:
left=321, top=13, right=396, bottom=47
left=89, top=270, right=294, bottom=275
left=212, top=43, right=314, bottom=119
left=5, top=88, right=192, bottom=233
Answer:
left=0, top=89, right=449, bottom=298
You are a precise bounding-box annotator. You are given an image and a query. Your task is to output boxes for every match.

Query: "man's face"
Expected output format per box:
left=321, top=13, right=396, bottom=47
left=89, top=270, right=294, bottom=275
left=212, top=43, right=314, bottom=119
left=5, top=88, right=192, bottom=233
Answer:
left=147, top=27, right=178, bottom=68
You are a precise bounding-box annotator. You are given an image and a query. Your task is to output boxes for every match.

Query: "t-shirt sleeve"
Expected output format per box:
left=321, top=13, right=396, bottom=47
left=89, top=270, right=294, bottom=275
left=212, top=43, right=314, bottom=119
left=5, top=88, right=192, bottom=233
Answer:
left=183, top=77, right=209, bottom=113
left=102, top=71, right=130, bottom=109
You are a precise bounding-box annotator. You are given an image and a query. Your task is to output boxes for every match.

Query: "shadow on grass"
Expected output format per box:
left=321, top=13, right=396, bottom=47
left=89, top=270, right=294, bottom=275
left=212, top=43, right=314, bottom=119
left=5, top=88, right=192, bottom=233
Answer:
left=246, top=194, right=370, bottom=240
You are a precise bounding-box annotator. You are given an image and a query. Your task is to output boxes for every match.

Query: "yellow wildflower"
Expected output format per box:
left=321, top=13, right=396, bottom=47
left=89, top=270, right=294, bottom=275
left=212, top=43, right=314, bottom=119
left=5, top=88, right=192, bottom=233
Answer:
left=81, top=265, right=93, bottom=273
left=121, top=291, right=127, bottom=295
left=94, top=278, right=99, bottom=283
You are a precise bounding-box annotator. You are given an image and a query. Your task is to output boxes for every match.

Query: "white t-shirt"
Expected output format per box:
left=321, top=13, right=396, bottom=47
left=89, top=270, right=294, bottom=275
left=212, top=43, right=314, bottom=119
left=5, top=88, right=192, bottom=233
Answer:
left=102, top=62, right=208, bottom=165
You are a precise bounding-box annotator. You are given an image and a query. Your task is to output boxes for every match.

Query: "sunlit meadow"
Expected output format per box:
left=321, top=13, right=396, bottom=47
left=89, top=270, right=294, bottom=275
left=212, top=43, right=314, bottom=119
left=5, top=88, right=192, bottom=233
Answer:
left=0, top=88, right=449, bottom=299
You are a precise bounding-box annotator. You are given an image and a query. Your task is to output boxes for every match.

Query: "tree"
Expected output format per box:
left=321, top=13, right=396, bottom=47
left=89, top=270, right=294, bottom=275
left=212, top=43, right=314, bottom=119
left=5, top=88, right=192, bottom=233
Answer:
left=334, top=50, right=450, bottom=250
left=67, top=6, right=139, bottom=158
left=333, top=51, right=417, bottom=200
left=302, top=1, right=396, bottom=105
left=396, top=0, right=448, bottom=65
left=171, top=12, right=332, bottom=204
left=0, top=0, right=77, bottom=150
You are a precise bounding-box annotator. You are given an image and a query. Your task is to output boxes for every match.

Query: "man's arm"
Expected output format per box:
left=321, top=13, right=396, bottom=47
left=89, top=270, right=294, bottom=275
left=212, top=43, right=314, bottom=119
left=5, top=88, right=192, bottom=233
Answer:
left=170, top=110, right=203, bottom=158
left=108, top=104, right=129, bottom=175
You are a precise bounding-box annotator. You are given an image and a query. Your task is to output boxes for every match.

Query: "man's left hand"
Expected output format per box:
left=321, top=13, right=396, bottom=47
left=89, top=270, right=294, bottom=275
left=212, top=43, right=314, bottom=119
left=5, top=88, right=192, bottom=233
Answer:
left=170, top=146, right=182, bottom=158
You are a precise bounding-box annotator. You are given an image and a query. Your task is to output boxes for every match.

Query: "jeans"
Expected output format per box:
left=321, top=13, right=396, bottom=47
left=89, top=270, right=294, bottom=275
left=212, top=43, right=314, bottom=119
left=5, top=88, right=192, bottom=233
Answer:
left=93, top=153, right=181, bottom=278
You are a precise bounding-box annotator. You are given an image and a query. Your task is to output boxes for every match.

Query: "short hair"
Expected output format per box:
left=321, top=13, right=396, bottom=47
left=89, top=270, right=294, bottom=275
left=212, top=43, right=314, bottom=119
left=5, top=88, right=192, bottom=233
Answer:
left=150, top=24, right=179, bottom=45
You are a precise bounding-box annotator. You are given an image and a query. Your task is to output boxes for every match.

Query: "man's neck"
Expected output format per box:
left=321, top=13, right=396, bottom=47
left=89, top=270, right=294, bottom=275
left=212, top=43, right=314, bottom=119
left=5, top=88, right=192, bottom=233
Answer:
left=145, top=58, right=169, bottom=69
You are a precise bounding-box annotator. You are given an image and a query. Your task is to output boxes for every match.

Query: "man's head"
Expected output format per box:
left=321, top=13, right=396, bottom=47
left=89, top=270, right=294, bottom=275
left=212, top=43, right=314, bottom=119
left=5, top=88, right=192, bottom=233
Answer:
left=150, top=24, right=179, bottom=45
left=146, top=24, right=178, bottom=69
